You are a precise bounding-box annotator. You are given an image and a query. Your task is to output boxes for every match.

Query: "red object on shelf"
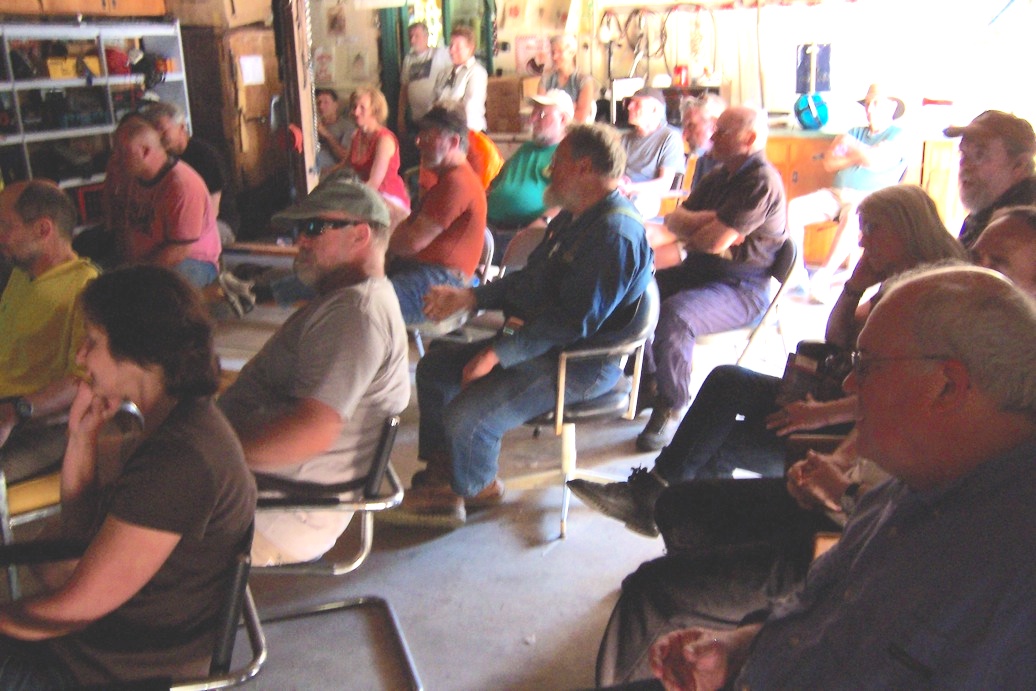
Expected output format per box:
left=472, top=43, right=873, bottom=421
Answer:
left=105, top=46, right=131, bottom=75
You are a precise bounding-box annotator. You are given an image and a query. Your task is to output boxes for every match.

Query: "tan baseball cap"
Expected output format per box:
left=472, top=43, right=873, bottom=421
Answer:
left=943, top=110, right=1036, bottom=157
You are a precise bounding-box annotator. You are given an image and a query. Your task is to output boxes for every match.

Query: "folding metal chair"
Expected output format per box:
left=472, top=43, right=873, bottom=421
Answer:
left=251, top=415, right=423, bottom=690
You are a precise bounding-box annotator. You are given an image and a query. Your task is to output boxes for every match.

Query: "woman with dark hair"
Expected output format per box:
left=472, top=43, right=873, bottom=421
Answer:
left=0, top=265, right=256, bottom=688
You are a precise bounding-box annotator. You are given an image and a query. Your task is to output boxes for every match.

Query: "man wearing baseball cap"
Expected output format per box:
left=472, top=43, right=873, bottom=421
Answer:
left=619, top=87, right=686, bottom=218
left=943, top=110, right=1036, bottom=248
left=390, top=102, right=488, bottom=324
left=485, top=88, right=574, bottom=257
left=219, top=176, right=411, bottom=566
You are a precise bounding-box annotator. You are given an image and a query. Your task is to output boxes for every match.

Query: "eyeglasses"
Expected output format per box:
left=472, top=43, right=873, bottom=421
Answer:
left=843, top=349, right=947, bottom=378
left=294, top=218, right=357, bottom=238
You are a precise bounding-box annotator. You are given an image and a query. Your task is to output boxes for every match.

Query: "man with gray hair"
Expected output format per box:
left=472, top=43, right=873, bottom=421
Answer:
left=219, top=176, right=410, bottom=565
left=0, top=180, right=98, bottom=483
left=140, top=101, right=239, bottom=242
left=398, top=22, right=451, bottom=137
left=681, top=94, right=726, bottom=191
left=485, top=88, right=573, bottom=257
left=630, top=105, right=787, bottom=451
left=943, top=110, right=1036, bottom=249
left=649, top=266, right=1036, bottom=689
left=619, top=87, right=686, bottom=218
left=385, top=124, right=654, bottom=527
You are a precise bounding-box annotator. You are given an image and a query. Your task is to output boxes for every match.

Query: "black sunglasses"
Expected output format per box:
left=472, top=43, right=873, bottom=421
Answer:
left=294, top=218, right=357, bottom=238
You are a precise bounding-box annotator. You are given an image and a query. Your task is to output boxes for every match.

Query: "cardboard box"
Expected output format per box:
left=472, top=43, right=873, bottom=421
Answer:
left=165, top=0, right=272, bottom=29
left=486, top=75, right=539, bottom=134
left=46, top=57, right=102, bottom=79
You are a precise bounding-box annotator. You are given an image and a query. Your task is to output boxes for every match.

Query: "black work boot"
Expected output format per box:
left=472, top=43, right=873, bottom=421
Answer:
left=636, top=406, right=675, bottom=452
left=567, top=467, right=668, bottom=537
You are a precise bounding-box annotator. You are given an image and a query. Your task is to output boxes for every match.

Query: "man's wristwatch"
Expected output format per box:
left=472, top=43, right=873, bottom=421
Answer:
left=15, top=397, right=32, bottom=423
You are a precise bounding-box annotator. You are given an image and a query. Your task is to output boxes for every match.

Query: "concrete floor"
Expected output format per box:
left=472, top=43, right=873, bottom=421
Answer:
left=213, top=290, right=832, bottom=690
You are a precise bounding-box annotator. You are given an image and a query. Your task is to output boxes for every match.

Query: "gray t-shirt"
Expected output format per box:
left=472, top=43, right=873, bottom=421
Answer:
left=316, top=116, right=356, bottom=174
left=622, top=125, right=686, bottom=183
left=219, top=276, right=410, bottom=486
left=402, top=46, right=452, bottom=121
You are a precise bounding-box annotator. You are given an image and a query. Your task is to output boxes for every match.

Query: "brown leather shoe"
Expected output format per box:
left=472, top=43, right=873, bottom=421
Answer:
left=465, top=478, right=505, bottom=510
left=378, top=485, right=466, bottom=529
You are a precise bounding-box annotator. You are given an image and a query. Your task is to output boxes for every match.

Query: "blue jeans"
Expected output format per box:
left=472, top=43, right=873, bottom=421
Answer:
left=0, top=636, right=76, bottom=689
left=652, top=365, right=786, bottom=483
left=416, top=339, right=622, bottom=496
left=389, top=261, right=468, bottom=325
left=174, top=258, right=219, bottom=288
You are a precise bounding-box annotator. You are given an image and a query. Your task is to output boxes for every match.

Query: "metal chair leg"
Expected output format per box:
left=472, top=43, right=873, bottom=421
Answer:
left=261, top=595, right=423, bottom=691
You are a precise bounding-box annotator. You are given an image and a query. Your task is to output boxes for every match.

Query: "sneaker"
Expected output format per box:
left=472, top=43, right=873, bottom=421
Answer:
left=465, top=478, right=505, bottom=510
left=377, top=485, right=466, bottom=529
left=567, top=467, right=667, bottom=537
left=636, top=406, right=675, bottom=452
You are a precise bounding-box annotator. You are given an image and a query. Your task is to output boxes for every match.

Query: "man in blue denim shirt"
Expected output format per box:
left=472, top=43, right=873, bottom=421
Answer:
left=387, top=124, right=655, bottom=528
left=646, top=267, right=1036, bottom=690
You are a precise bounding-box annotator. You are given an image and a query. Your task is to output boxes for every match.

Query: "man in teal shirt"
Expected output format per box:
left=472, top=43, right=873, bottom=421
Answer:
left=486, top=89, right=573, bottom=259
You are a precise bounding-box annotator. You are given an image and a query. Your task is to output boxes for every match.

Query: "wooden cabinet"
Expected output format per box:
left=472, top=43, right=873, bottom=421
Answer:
left=0, top=21, right=190, bottom=226
left=765, top=133, right=835, bottom=200
left=0, top=0, right=44, bottom=15
left=1, top=0, right=166, bottom=16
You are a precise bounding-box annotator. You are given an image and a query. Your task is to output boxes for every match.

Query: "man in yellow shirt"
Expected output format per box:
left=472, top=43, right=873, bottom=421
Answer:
left=0, top=180, right=98, bottom=482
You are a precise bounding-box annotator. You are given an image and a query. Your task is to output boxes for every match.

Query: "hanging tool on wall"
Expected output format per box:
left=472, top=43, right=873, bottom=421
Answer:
left=597, top=10, right=623, bottom=84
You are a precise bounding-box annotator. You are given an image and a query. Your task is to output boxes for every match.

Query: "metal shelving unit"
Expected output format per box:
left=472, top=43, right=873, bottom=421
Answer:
left=0, top=20, right=190, bottom=222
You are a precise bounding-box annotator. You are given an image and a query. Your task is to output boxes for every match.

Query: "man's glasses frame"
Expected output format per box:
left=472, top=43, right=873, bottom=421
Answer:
left=826, top=350, right=947, bottom=379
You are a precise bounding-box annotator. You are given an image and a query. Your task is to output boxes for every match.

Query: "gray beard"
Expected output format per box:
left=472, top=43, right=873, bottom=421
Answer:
left=293, top=257, right=320, bottom=288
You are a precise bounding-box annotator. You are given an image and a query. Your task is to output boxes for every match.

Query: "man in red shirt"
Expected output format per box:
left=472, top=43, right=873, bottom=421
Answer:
left=110, top=116, right=221, bottom=287
left=389, top=103, right=487, bottom=324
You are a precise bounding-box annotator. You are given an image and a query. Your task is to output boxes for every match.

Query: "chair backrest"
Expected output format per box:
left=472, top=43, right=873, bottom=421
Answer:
left=363, top=415, right=401, bottom=499
left=474, top=227, right=495, bottom=286
left=209, top=549, right=253, bottom=675
left=499, top=224, right=547, bottom=275
left=571, top=278, right=660, bottom=353
left=769, top=236, right=799, bottom=285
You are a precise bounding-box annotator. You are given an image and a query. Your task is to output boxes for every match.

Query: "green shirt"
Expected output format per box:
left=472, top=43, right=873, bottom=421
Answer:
left=486, top=141, right=557, bottom=227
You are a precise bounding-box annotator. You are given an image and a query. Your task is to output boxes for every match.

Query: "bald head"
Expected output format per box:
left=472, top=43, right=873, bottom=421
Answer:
left=115, top=116, right=169, bottom=180
left=711, top=106, right=767, bottom=165
left=850, top=266, right=1036, bottom=488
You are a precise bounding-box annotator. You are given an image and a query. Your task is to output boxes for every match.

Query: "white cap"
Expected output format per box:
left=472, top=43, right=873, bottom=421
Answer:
left=528, top=89, right=575, bottom=119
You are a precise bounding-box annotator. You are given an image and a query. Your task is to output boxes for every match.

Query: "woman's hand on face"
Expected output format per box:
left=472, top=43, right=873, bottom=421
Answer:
left=67, top=380, right=118, bottom=441
left=844, top=252, right=884, bottom=295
